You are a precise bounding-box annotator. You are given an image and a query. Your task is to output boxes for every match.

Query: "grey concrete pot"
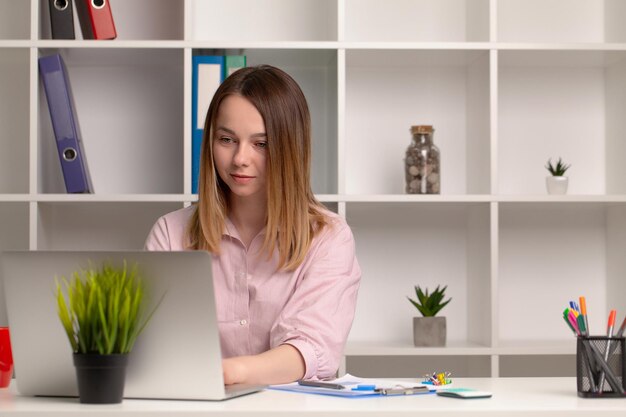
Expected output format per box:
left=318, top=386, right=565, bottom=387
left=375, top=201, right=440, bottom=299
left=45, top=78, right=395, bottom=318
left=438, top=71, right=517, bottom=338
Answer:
left=413, top=316, right=446, bottom=347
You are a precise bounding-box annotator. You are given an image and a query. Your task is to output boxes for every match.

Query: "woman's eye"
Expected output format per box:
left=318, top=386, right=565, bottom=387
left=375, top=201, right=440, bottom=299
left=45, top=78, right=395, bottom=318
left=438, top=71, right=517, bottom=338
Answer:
left=256, top=141, right=268, bottom=149
left=220, top=136, right=234, bottom=143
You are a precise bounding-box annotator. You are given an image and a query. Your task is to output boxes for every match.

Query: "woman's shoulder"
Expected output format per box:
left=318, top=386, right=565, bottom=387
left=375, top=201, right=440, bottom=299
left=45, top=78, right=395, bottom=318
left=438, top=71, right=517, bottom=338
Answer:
left=314, top=207, right=353, bottom=241
left=159, top=204, right=196, bottom=226
left=145, top=205, right=196, bottom=251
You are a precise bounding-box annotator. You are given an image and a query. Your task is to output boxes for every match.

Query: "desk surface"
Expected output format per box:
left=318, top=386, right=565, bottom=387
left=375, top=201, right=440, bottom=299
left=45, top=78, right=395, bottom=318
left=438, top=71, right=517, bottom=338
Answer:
left=1, top=378, right=625, bottom=416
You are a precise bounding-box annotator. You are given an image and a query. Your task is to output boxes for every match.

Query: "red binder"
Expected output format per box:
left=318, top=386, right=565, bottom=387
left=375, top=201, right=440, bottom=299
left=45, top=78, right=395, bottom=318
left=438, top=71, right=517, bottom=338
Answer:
left=75, top=0, right=117, bottom=40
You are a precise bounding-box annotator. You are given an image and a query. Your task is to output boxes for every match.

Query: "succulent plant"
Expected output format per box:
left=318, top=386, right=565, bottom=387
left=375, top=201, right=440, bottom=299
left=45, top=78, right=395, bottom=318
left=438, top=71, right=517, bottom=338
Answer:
left=407, top=285, right=452, bottom=317
left=545, top=158, right=571, bottom=177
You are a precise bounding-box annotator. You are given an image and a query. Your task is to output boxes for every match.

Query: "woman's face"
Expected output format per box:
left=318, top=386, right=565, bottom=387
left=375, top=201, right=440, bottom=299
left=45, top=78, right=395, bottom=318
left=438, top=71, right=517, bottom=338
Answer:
left=212, top=95, right=268, bottom=200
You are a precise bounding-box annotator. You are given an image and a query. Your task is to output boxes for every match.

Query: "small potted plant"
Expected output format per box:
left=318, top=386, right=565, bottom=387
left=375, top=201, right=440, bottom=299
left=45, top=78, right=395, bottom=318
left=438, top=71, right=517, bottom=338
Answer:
left=55, top=261, right=160, bottom=404
left=545, top=157, right=571, bottom=195
left=407, top=285, right=451, bottom=347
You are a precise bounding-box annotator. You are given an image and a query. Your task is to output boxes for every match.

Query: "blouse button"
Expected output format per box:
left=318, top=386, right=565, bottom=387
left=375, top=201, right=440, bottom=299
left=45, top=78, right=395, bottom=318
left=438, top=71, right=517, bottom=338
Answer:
left=239, top=319, right=247, bottom=326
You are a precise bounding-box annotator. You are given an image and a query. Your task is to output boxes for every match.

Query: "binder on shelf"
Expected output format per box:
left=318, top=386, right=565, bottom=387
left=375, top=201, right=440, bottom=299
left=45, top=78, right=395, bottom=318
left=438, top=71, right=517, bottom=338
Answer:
left=224, top=55, right=247, bottom=78
left=39, top=54, right=93, bottom=194
left=48, top=0, right=75, bottom=39
left=75, top=0, right=117, bottom=40
left=192, top=56, right=225, bottom=194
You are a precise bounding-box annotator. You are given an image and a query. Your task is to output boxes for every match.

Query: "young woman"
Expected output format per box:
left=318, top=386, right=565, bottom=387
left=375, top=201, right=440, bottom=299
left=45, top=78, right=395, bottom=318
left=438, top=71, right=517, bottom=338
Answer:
left=145, top=65, right=361, bottom=385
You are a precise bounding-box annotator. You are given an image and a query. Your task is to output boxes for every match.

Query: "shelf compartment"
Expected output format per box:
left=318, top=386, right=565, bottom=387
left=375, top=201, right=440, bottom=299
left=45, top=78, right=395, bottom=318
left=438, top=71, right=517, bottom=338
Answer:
left=344, top=0, right=489, bottom=42
left=0, top=48, right=29, bottom=194
left=0, top=202, right=30, bottom=251
left=345, top=340, right=492, bottom=356
left=497, top=0, right=626, bottom=43
left=0, top=0, right=30, bottom=40
left=37, top=202, right=183, bottom=249
left=188, top=0, right=337, bottom=42
left=345, top=49, right=490, bottom=195
left=499, top=355, right=575, bottom=377
left=346, top=355, right=491, bottom=378
left=0, top=202, right=29, bottom=326
left=498, top=50, right=626, bottom=195
left=346, top=202, right=491, bottom=347
left=38, top=48, right=183, bottom=194
left=498, top=202, right=626, bottom=344
left=235, top=48, right=338, bottom=194
left=38, top=0, right=184, bottom=41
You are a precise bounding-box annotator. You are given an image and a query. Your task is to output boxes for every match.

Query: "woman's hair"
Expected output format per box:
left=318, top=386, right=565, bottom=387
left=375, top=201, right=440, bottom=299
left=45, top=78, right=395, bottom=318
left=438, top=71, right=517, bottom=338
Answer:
left=187, top=65, right=329, bottom=271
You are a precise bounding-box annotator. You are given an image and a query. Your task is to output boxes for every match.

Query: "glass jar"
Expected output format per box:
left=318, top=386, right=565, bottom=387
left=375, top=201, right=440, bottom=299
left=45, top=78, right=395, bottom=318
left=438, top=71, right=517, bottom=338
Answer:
left=405, top=125, right=440, bottom=194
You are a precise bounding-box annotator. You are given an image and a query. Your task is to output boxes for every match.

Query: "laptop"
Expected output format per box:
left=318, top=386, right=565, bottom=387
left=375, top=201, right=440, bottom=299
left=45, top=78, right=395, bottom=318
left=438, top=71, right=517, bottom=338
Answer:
left=0, top=250, right=264, bottom=400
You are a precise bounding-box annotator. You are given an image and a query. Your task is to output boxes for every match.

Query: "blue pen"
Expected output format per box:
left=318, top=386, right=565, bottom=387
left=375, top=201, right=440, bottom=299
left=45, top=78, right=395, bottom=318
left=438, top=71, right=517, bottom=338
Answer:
left=569, top=301, right=577, bottom=312
left=352, top=385, right=376, bottom=391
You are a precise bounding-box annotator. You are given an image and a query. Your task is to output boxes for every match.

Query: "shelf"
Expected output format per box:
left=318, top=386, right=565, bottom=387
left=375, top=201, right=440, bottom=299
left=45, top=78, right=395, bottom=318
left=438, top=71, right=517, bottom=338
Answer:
left=345, top=49, right=490, bottom=195
left=189, top=0, right=337, bottom=42
left=498, top=49, right=626, bottom=195
left=497, top=0, right=626, bottom=44
left=37, top=48, right=184, bottom=194
left=0, top=48, right=29, bottom=194
left=495, top=340, right=575, bottom=355
left=498, top=203, right=626, bottom=342
left=344, top=0, right=489, bottom=42
left=36, top=202, right=183, bottom=250
left=346, top=202, right=491, bottom=347
left=0, top=0, right=30, bottom=40
left=38, top=0, right=184, bottom=41
left=345, top=340, right=492, bottom=356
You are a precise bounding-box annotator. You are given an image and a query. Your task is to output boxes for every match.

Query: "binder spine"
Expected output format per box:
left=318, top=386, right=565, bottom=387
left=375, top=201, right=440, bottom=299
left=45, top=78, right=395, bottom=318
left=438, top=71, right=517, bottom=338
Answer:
left=48, top=0, right=75, bottom=39
left=75, top=0, right=117, bottom=40
left=39, top=54, right=93, bottom=194
left=191, top=56, right=225, bottom=194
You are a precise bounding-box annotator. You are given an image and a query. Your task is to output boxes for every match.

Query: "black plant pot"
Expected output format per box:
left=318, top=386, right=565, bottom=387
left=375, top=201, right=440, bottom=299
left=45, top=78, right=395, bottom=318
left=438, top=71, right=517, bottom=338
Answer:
left=73, top=353, right=129, bottom=404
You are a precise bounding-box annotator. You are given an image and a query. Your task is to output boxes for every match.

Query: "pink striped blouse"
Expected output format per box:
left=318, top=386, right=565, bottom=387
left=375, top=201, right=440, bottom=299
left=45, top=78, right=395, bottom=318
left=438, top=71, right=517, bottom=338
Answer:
left=144, top=206, right=361, bottom=379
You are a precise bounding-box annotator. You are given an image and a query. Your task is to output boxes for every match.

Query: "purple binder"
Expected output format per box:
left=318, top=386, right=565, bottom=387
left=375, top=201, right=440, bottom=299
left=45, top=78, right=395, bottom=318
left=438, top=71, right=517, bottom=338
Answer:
left=39, top=54, right=93, bottom=193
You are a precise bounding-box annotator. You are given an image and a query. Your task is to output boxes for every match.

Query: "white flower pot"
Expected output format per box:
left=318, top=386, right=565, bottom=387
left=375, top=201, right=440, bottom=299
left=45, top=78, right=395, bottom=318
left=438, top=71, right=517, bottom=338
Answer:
left=546, top=176, right=568, bottom=195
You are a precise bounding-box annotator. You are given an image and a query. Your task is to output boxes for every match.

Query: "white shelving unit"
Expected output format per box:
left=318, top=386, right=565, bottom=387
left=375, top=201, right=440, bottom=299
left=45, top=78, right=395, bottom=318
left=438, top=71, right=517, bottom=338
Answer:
left=1, top=0, right=625, bottom=378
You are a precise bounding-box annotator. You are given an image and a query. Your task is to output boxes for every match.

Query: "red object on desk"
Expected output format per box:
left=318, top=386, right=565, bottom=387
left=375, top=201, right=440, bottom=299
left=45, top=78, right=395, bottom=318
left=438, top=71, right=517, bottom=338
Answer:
left=75, top=0, right=117, bottom=40
left=0, top=327, right=13, bottom=389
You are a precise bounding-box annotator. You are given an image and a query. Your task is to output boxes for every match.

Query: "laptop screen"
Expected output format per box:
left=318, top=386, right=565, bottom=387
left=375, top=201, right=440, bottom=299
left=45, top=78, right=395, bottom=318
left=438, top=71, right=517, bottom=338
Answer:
left=0, top=251, right=256, bottom=400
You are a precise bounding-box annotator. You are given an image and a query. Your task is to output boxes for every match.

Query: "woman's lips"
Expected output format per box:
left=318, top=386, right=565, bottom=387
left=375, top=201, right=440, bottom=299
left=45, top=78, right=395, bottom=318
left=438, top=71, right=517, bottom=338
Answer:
left=231, top=174, right=254, bottom=184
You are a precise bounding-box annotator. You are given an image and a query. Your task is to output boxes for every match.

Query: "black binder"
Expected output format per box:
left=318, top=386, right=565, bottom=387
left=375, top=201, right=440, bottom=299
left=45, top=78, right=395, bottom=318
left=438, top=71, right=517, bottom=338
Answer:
left=48, top=0, right=75, bottom=39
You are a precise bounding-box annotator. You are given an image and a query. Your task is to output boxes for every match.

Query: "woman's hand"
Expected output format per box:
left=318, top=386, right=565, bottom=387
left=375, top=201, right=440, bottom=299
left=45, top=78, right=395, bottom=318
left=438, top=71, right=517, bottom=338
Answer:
left=221, top=344, right=305, bottom=385
left=222, top=357, right=248, bottom=385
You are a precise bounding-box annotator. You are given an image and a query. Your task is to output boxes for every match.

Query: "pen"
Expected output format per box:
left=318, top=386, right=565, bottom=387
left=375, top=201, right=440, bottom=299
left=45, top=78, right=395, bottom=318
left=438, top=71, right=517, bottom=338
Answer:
left=598, top=309, right=617, bottom=392
left=576, top=314, right=587, bottom=337
left=579, top=296, right=589, bottom=335
left=567, top=310, right=580, bottom=335
left=352, top=384, right=376, bottom=391
left=297, top=380, right=345, bottom=390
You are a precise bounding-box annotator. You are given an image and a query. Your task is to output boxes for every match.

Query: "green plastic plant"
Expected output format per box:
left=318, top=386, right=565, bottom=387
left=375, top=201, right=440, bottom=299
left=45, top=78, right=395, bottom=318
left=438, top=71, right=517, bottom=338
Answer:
left=55, top=261, right=161, bottom=355
left=545, top=157, right=571, bottom=177
left=407, top=285, right=452, bottom=317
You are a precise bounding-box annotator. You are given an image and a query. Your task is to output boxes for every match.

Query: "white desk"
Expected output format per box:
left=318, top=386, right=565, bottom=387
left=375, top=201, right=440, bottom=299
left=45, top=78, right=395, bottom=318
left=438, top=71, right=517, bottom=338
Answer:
left=1, top=378, right=625, bottom=416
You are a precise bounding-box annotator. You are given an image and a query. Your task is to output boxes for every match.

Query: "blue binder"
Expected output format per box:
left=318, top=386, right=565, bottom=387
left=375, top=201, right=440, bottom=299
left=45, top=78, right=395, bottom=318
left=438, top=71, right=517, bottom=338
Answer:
left=39, top=54, right=93, bottom=193
left=191, top=56, right=224, bottom=194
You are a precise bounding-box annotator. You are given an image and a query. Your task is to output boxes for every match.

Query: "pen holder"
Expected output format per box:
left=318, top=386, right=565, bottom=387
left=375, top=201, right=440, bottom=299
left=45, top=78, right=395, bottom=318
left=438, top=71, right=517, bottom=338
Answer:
left=577, top=336, right=626, bottom=398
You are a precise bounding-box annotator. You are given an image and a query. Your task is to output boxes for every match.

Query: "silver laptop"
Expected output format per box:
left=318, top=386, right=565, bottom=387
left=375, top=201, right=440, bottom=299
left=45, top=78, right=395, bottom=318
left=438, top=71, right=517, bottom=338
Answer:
left=0, top=251, right=264, bottom=400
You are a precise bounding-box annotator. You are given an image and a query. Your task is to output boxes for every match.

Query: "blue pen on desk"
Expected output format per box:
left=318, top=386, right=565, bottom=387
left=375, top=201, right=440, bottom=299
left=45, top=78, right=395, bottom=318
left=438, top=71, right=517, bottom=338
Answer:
left=352, top=385, right=376, bottom=391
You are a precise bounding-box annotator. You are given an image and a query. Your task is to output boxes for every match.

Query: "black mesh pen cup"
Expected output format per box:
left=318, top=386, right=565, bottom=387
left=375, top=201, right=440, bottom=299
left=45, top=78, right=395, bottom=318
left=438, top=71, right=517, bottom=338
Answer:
left=577, top=336, right=626, bottom=397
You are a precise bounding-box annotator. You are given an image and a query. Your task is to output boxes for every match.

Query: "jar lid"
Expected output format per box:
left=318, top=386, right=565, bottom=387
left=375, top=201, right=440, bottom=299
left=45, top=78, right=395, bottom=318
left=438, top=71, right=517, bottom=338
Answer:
left=411, top=125, right=434, bottom=134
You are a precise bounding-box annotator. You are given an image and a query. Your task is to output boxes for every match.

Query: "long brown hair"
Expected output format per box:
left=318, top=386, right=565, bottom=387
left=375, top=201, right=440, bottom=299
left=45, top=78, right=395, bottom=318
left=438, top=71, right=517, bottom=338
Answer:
left=187, top=65, right=329, bottom=271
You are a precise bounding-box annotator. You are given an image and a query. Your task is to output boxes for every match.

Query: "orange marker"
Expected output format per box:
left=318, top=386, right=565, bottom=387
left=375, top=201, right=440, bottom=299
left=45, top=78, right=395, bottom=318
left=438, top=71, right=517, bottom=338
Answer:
left=607, top=309, right=617, bottom=337
left=579, top=296, right=589, bottom=336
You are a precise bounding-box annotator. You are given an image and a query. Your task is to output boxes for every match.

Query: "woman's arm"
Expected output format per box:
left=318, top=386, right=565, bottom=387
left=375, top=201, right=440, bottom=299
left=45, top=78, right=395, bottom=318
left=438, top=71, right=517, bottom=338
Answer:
left=222, top=344, right=305, bottom=385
